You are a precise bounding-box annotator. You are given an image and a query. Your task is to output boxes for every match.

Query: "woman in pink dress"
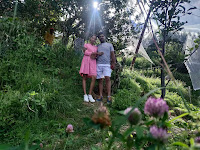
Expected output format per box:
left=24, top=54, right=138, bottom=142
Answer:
left=79, top=35, right=103, bottom=102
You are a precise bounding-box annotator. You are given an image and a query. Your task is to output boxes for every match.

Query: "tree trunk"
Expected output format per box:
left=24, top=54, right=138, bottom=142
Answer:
left=161, top=38, right=166, bottom=98
left=130, top=5, right=152, bottom=70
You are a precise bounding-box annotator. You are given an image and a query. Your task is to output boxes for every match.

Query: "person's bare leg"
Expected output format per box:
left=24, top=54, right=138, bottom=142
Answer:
left=82, top=74, right=87, bottom=95
left=99, top=78, right=103, bottom=97
left=105, top=76, right=111, bottom=97
left=89, top=76, right=96, bottom=95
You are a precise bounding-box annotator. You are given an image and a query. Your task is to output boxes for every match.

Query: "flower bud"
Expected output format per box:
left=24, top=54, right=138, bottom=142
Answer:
left=144, top=97, right=169, bottom=118
left=66, top=124, right=74, bottom=133
left=124, top=107, right=141, bottom=125
left=92, top=103, right=111, bottom=128
left=195, top=137, right=200, bottom=143
left=150, top=126, right=169, bottom=142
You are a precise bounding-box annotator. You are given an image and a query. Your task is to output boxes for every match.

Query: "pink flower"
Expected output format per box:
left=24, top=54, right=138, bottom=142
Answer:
left=66, top=124, right=74, bottom=133
left=195, top=137, right=200, bottom=143
left=124, top=107, right=141, bottom=125
left=144, top=97, right=169, bottom=117
left=39, top=143, right=43, bottom=148
left=150, top=126, right=169, bottom=142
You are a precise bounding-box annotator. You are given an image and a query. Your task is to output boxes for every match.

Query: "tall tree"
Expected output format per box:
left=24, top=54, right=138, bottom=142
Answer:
left=1, top=0, right=138, bottom=46
left=151, top=0, right=196, bottom=98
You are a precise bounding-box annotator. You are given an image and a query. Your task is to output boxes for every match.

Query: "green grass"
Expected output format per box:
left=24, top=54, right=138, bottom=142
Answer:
left=1, top=18, right=200, bottom=150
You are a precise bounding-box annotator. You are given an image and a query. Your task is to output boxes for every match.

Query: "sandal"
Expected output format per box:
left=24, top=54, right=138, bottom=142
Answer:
left=107, top=96, right=112, bottom=104
left=96, top=96, right=103, bottom=102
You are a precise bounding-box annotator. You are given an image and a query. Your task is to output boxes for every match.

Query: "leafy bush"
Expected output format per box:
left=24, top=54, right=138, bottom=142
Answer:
left=123, top=57, right=152, bottom=69
left=134, top=57, right=152, bottom=69
left=139, top=69, right=161, bottom=78
left=135, top=76, right=153, bottom=94
left=113, top=78, right=141, bottom=110
left=164, top=92, right=183, bottom=108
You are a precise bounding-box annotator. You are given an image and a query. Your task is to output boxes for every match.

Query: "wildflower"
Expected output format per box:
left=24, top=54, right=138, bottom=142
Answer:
left=39, top=143, right=43, bottom=148
left=124, top=107, right=141, bottom=125
left=66, top=124, right=74, bottom=133
left=92, top=103, right=111, bottom=128
left=144, top=97, right=169, bottom=117
left=150, top=126, right=169, bottom=142
left=195, top=137, right=200, bottom=143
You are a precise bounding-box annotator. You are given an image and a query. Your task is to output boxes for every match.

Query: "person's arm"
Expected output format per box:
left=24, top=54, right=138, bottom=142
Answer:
left=111, top=51, right=116, bottom=69
left=110, top=44, right=116, bottom=69
left=84, top=50, right=93, bottom=56
left=83, top=44, right=92, bottom=56
left=97, top=52, right=104, bottom=56
left=82, top=47, right=87, bottom=53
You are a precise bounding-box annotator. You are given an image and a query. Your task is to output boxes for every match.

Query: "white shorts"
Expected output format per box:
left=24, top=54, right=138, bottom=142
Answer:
left=97, top=65, right=112, bottom=79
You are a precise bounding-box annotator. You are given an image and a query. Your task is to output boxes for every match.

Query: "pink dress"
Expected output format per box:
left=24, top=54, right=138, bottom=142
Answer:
left=79, top=43, right=97, bottom=77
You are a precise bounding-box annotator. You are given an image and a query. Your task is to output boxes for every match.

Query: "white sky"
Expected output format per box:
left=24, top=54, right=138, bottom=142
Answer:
left=181, top=0, right=200, bottom=26
left=129, top=0, right=200, bottom=27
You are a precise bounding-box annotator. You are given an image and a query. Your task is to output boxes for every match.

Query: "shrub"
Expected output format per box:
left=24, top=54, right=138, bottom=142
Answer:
left=139, top=69, right=161, bottom=78
left=164, top=92, right=183, bottom=108
left=113, top=78, right=141, bottom=110
left=134, top=57, right=152, bottom=69
left=135, top=76, right=153, bottom=94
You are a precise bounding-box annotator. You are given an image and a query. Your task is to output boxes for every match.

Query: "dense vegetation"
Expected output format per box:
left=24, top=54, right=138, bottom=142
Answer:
left=1, top=0, right=200, bottom=150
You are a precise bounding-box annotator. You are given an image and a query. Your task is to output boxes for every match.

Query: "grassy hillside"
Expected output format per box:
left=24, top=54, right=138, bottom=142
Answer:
left=1, top=19, right=200, bottom=150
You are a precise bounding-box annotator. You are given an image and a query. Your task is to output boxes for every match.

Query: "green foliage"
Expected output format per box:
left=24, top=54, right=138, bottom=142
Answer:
left=165, top=40, right=185, bottom=67
left=134, top=57, right=152, bottom=69
left=146, top=39, right=186, bottom=73
left=173, top=72, right=192, bottom=86
left=113, top=78, right=141, bottom=110
left=141, top=69, right=161, bottom=78
left=189, top=35, right=200, bottom=51
left=135, top=76, right=153, bottom=94
left=86, top=91, right=192, bottom=150
left=152, top=0, right=194, bottom=33
left=165, top=92, right=184, bottom=108
left=1, top=3, right=200, bottom=149
left=194, top=35, right=200, bottom=50
left=121, top=57, right=152, bottom=69
left=0, top=18, right=88, bottom=149
left=1, top=0, right=136, bottom=45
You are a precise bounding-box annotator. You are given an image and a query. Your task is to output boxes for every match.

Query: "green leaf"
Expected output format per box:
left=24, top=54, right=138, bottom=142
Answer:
left=91, top=146, right=100, bottom=150
left=145, top=120, right=155, bottom=126
left=162, top=112, right=168, bottom=122
left=190, top=138, right=195, bottom=146
left=118, top=110, right=125, bottom=115
left=0, top=145, right=11, bottom=150
left=135, top=126, right=143, bottom=139
left=30, top=91, right=38, bottom=96
left=168, top=113, right=189, bottom=123
left=112, top=116, right=127, bottom=127
left=147, top=144, right=156, bottom=150
left=123, top=127, right=134, bottom=138
left=172, top=142, right=189, bottom=148
left=83, top=118, right=101, bottom=130
left=164, top=122, right=172, bottom=128
left=115, top=133, right=124, bottom=141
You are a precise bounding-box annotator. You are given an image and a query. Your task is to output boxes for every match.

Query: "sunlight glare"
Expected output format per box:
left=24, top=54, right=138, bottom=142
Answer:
left=93, top=1, right=98, bottom=9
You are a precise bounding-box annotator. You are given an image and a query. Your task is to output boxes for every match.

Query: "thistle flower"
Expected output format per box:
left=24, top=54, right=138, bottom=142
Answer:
left=124, top=107, right=141, bottom=125
left=144, top=97, right=169, bottom=117
left=92, top=103, right=111, bottom=128
left=150, top=126, right=169, bottom=142
left=39, top=143, right=43, bottom=148
left=195, top=137, right=200, bottom=143
left=66, top=124, right=74, bottom=133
